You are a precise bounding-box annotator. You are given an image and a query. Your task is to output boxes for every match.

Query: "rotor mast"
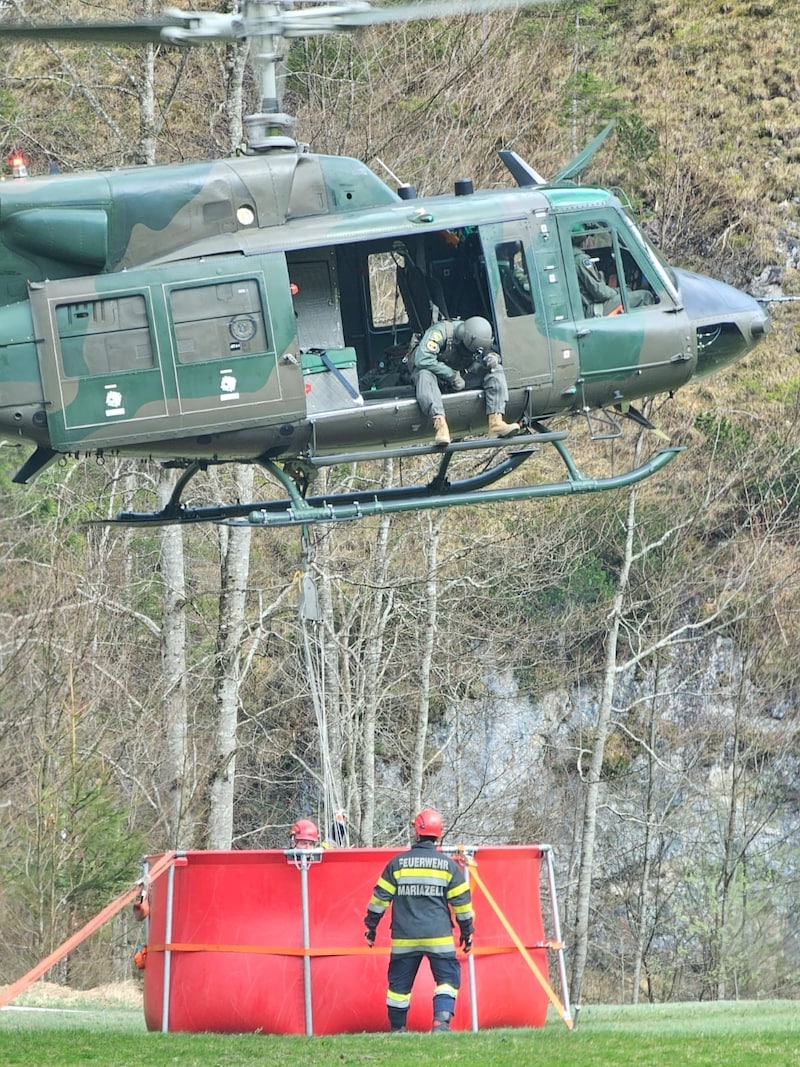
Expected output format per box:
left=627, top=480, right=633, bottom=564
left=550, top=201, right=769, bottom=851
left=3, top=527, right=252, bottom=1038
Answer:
left=245, top=1, right=296, bottom=151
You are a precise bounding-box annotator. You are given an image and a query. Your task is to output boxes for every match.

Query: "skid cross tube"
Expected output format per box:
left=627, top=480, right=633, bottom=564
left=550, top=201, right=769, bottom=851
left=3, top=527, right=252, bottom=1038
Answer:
left=106, top=436, right=546, bottom=527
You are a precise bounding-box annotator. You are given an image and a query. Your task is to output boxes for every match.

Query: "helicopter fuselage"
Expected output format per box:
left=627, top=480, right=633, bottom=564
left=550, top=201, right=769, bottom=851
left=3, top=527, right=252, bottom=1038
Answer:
left=0, top=151, right=768, bottom=486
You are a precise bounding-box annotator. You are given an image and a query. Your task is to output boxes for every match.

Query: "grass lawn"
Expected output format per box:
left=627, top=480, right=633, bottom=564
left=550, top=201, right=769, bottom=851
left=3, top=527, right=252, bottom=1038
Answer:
left=1, top=992, right=798, bottom=1067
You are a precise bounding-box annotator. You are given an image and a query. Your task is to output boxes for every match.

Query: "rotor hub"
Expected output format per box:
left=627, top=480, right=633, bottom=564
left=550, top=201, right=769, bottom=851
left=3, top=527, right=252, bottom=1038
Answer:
left=244, top=111, right=298, bottom=152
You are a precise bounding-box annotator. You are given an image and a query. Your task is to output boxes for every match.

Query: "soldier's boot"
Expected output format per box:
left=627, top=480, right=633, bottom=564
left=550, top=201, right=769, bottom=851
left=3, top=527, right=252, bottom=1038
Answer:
left=432, top=1011, right=453, bottom=1033
left=433, top=414, right=451, bottom=446
left=487, top=412, right=520, bottom=438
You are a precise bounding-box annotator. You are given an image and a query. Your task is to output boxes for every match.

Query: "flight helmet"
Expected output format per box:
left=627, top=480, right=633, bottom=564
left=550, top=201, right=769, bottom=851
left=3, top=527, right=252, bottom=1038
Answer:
left=455, top=316, right=493, bottom=353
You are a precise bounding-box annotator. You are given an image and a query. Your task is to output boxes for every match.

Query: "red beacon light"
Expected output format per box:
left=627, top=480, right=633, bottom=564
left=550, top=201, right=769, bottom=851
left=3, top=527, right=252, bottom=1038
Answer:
left=8, top=153, right=28, bottom=179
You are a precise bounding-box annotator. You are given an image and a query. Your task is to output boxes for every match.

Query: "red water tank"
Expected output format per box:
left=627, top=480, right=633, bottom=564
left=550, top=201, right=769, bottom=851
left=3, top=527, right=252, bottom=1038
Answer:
left=142, top=845, right=555, bottom=1034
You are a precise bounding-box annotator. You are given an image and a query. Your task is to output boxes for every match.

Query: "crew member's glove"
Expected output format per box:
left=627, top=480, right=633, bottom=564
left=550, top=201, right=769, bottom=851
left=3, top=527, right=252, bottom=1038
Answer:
left=450, top=372, right=466, bottom=391
left=459, top=929, right=473, bottom=953
left=482, top=351, right=500, bottom=371
left=365, top=927, right=377, bottom=947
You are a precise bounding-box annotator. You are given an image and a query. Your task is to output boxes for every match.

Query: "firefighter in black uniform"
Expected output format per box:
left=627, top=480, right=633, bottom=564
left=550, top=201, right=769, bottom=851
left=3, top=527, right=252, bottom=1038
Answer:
left=363, top=808, right=474, bottom=1032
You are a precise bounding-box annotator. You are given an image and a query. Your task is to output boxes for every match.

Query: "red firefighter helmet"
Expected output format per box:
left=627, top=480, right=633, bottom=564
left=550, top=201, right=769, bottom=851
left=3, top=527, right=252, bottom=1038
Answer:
left=290, top=818, right=320, bottom=848
left=413, top=808, right=444, bottom=840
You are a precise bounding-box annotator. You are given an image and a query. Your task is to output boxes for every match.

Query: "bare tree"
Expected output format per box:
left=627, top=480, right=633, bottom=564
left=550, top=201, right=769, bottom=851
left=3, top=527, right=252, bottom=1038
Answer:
left=157, top=471, right=192, bottom=846
left=206, top=466, right=255, bottom=849
left=408, top=514, right=441, bottom=820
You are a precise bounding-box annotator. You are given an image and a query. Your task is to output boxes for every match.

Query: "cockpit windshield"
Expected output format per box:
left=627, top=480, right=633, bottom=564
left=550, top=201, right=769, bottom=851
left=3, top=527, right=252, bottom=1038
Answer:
left=623, top=210, right=680, bottom=302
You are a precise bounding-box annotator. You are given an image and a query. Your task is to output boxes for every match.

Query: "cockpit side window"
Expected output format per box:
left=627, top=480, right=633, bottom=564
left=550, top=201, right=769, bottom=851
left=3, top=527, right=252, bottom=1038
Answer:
left=570, top=222, right=659, bottom=318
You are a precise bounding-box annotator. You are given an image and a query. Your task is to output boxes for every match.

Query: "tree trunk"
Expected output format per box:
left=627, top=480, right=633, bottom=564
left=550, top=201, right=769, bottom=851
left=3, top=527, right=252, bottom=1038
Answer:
left=307, top=509, right=346, bottom=837
left=158, top=469, right=192, bottom=847
left=358, top=505, right=394, bottom=845
left=631, top=676, right=659, bottom=1004
left=206, top=465, right=253, bottom=849
left=223, top=36, right=249, bottom=154
left=408, top=515, right=440, bottom=820
left=138, top=42, right=157, bottom=166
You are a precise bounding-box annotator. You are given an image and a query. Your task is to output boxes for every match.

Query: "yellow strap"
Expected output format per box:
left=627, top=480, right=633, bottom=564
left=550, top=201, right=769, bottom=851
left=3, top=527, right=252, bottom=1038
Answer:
left=146, top=942, right=521, bottom=958
left=149, top=943, right=377, bottom=957
left=466, top=856, right=574, bottom=1030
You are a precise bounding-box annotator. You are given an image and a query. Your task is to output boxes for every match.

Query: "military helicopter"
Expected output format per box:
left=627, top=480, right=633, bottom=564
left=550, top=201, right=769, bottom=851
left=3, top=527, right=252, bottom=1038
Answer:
left=0, top=1, right=769, bottom=527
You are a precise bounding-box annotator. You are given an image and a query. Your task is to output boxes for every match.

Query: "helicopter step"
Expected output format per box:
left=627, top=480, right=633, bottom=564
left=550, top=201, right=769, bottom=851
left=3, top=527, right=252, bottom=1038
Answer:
left=302, top=430, right=562, bottom=467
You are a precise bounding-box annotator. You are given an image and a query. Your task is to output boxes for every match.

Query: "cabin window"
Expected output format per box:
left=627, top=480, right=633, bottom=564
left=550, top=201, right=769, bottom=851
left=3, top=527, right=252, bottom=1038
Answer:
left=170, top=278, right=269, bottom=363
left=570, top=222, right=658, bottom=318
left=56, top=294, right=154, bottom=377
left=368, top=251, right=408, bottom=329
left=495, top=240, right=535, bottom=317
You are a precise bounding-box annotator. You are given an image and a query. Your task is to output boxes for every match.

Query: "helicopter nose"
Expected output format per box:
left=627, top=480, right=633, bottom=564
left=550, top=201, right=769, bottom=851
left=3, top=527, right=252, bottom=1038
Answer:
left=673, top=268, right=769, bottom=379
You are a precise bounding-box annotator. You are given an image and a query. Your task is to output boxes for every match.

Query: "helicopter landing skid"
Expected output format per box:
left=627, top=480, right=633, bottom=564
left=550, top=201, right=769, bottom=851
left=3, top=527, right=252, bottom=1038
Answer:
left=99, top=431, right=685, bottom=528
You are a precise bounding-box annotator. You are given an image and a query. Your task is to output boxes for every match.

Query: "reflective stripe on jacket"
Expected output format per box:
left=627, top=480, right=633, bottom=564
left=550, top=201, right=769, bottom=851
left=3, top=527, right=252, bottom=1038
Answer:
left=365, top=840, right=474, bottom=954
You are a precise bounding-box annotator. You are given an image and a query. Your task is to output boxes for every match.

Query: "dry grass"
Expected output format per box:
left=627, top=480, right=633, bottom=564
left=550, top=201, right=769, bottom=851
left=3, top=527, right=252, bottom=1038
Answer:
left=9, top=980, right=142, bottom=1011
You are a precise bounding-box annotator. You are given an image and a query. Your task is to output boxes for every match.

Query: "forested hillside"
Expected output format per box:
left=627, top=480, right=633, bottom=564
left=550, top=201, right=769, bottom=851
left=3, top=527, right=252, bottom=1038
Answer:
left=0, top=0, right=798, bottom=1006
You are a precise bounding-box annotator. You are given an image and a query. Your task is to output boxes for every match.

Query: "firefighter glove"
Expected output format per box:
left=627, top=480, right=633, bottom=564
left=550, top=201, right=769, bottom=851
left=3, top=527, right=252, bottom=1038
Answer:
left=482, top=351, right=500, bottom=371
left=450, top=371, right=466, bottom=391
left=459, top=930, right=473, bottom=953
left=365, top=927, right=376, bottom=947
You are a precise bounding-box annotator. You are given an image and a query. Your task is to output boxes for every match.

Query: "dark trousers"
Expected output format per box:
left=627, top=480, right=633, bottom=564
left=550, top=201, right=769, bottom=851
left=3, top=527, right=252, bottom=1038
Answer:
left=386, top=951, right=461, bottom=1029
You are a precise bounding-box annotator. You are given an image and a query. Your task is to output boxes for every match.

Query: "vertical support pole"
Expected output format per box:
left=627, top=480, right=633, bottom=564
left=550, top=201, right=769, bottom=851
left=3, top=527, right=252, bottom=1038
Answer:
left=542, top=845, right=572, bottom=1020
left=161, top=862, right=176, bottom=1033
left=466, top=942, right=478, bottom=1031
left=300, top=854, right=314, bottom=1036
left=464, top=856, right=479, bottom=1033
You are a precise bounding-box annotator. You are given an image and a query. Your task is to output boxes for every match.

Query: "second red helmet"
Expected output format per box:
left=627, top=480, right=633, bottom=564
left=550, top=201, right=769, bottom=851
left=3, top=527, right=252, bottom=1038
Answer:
left=290, top=818, right=320, bottom=846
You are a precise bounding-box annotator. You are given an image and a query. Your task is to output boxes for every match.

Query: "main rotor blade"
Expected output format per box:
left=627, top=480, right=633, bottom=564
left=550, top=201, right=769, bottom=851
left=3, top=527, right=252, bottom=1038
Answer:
left=276, top=0, right=560, bottom=34
left=0, top=0, right=558, bottom=48
left=0, top=13, right=242, bottom=46
left=0, top=10, right=244, bottom=45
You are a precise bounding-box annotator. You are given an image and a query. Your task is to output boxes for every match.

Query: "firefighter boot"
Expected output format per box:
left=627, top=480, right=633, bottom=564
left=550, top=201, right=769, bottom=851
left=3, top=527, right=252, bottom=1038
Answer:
left=487, top=412, right=519, bottom=438
left=433, top=414, right=451, bottom=446
left=432, top=1010, right=453, bottom=1033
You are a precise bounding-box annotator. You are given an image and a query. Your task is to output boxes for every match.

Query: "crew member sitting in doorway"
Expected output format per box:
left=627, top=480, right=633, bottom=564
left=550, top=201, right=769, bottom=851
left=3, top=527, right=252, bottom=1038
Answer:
left=410, top=316, right=520, bottom=446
